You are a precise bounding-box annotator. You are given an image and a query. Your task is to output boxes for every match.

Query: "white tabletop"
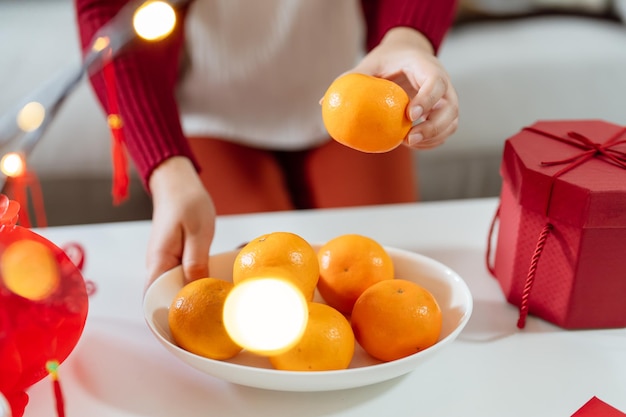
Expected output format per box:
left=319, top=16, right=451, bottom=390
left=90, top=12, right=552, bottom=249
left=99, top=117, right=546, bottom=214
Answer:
left=23, top=197, right=626, bottom=417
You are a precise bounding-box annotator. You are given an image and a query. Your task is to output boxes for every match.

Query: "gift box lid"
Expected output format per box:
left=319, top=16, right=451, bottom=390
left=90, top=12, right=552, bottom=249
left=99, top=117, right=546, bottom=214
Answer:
left=501, top=120, right=626, bottom=228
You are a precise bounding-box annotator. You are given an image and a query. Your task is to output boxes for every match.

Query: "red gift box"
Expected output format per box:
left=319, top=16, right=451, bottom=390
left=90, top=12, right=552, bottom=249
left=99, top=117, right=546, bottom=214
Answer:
left=488, top=120, right=626, bottom=329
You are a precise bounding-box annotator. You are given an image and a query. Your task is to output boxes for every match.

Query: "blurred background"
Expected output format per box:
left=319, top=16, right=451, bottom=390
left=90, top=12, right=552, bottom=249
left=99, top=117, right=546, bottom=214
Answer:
left=2, top=0, right=626, bottom=225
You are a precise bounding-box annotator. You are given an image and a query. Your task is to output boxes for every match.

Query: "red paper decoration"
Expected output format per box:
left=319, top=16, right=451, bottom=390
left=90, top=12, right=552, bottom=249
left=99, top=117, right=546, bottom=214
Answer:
left=0, top=194, right=89, bottom=417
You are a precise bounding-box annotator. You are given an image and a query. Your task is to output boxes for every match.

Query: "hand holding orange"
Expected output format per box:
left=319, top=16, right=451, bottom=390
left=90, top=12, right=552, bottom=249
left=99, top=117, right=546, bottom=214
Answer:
left=321, top=73, right=412, bottom=153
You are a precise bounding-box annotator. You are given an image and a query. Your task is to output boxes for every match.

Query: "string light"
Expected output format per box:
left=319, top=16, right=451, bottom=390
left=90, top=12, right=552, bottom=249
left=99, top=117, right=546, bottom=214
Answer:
left=91, top=36, right=110, bottom=53
left=0, top=153, right=26, bottom=178
left=0, top=0, right=189, bottom=194
left=16, top=102, right=46, bottom=133
left=133, top=1, right=177, bottom=41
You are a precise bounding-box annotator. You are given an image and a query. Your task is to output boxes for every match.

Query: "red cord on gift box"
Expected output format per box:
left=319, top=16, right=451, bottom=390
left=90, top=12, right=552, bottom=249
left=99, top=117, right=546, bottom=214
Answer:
left=485, top=204, right=499, bottom=277
left=485, top=206, right=554, bottom=329
left=516, top=223, right=553, bottom=329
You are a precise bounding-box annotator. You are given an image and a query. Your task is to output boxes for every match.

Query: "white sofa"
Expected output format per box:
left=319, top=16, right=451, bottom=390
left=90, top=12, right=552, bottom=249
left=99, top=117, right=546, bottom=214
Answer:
left=2, top=0, right=626, bottom=225
left=426, top=1, right=626, bottom=201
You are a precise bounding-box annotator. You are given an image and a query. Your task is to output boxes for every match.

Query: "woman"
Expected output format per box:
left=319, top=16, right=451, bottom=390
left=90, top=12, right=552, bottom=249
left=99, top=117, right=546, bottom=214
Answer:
left=74, top=0, right=459, bottom=286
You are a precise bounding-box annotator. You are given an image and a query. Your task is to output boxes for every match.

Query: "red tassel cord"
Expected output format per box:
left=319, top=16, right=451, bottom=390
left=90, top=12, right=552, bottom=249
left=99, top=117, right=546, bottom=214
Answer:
left=107, top=114, right=129, bottom=205
left=46, top=360, right=65, bottom=417
left=8, top=174, right=29, bottom=228
left=102, top=48, right=130, bottom=205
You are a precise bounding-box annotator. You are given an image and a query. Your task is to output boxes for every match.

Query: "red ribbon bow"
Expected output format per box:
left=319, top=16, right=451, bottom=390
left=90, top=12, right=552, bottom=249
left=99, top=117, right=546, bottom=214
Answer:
left=524, top=126, right=626, bottom=176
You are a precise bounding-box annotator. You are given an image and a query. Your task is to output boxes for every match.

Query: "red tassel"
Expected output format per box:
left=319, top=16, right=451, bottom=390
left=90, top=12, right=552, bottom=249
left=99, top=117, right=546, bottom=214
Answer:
left=103, top=48, right=130, bottom=205
left=8, top=174, right=30, bottom=228
left=4, top=170, right=47, bottom=228
left=52, top=379, right=65, bottom=417
left=27, top=170, right=47, bottom=228
left=46, top=361, right=66, bottom=417
left=108, top=114, right=130, bottom=205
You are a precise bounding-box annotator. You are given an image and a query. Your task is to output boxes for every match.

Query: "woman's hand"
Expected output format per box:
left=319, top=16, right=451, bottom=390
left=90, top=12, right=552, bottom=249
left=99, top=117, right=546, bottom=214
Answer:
left=146, top=156, right=216, bottom=288
left=353, top=27, right=459, bottom=149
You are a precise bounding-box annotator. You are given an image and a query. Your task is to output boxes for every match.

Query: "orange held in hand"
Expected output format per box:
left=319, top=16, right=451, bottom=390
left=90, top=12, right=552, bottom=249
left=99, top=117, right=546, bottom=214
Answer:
left=269, top=302, right=355, bottom=371
left=351, top=279, right=442, bottom=362
left=168, top=277, right=242, bottom=360
left=321, top=73, right=412, bottom=153
left=233, top=232, right=319, bottom=301
left=317, top=234, right=394, bottom=315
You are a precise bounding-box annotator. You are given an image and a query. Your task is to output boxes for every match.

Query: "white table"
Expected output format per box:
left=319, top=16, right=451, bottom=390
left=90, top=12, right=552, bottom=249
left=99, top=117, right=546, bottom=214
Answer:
left=23, top=197, right=626, bottom=417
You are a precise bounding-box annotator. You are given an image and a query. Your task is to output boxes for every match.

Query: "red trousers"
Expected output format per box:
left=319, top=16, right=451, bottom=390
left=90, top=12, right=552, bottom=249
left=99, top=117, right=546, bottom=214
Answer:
left=188, top=137, right=418, bottom=215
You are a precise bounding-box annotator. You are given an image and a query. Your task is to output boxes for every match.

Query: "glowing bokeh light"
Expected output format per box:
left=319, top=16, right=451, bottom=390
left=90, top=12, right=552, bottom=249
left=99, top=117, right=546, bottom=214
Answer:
left=16, top=101, right=45, bottom=132
left=133, top=1, right=177, bottom=41
left=91, top=36, right=110, bottom=53
left=223, top=278, right=309, bottom=356
left=0, top=153, right=26, bottom=178
left=0, top=239, right=60, bottom=301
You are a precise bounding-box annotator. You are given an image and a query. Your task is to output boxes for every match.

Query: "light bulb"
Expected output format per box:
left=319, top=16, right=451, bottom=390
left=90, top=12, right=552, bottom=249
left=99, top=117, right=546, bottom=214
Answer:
left=133, top=1, right=177, bottom=41
left=0, top=153, right=26, bottom=178
left=223, top=278, right=308, bottom=356
left=16, top=101, right=45, bottom=132
left=91, top=36, right=110, bottom=53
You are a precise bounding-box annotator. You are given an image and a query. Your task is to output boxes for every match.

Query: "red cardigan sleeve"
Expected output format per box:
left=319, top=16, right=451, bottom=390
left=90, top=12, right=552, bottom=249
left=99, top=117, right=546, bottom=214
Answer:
left=74, top=0, right=198, bottom=190
left=361, top=0, right=458, bottom=53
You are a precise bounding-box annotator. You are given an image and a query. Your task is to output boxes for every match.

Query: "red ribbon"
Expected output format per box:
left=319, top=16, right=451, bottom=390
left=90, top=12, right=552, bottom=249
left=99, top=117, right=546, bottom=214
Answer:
left=524, top=126, right=626, bottom=218
left=524, top=126, right=626, bottom=178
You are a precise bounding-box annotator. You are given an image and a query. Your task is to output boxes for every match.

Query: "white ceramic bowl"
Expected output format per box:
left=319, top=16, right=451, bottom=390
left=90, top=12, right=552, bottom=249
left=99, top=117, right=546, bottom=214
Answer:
left=143, top=245, right=473, bottom=392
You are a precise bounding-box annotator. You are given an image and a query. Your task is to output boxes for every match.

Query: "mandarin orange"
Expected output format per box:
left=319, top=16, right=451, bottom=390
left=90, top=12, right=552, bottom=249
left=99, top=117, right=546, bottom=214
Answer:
left=351, top=279, right=442, bottom=362
left=168, top=277, right=242, bottom=360
left=233, top=232, right=319, bottom=301
left=269, top=302, right=355, bottom=371
left=317, top=234, right=394, bottom=315
left=321, top=73, right=412, bottom=153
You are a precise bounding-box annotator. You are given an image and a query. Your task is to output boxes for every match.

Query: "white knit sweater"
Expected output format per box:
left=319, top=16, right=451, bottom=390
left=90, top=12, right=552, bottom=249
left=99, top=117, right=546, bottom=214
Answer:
left=177, top=0, right=365, bottom=150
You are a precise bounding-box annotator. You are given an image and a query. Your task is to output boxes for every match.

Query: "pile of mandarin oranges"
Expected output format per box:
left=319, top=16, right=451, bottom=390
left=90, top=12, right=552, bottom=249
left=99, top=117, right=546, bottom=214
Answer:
left=168, top=232, right=443, bottom=372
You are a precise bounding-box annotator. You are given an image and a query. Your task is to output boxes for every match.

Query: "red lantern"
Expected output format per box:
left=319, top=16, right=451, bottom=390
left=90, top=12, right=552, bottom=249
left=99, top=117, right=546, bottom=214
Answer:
left=0, top=194, right=88, bottom=417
